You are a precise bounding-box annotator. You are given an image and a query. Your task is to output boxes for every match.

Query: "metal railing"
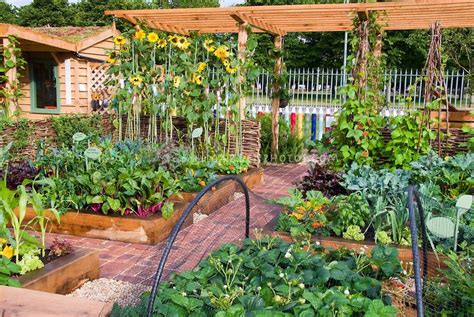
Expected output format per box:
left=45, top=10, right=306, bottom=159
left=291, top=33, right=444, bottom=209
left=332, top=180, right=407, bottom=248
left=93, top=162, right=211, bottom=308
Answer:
left=247, top=68, right=472, bottom=111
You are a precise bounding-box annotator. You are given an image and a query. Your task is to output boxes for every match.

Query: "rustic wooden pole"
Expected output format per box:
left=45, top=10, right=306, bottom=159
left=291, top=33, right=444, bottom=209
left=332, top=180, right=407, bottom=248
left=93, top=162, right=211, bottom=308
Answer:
left=271, top=35, right=283, bottom=161
left=237, top=22, right=248, bottom=119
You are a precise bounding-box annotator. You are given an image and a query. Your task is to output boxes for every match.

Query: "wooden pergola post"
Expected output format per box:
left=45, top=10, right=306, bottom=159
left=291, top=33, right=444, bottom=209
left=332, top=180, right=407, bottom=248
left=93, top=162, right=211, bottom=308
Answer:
left=237, top=22, right=248, bottom=119
left=271, top=35, right=283, bottom=161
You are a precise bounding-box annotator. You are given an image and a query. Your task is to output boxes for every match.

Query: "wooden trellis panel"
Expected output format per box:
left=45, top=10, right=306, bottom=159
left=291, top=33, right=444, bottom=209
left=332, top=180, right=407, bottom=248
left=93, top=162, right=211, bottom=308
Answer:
left=89, top=62, right=113, bottom=99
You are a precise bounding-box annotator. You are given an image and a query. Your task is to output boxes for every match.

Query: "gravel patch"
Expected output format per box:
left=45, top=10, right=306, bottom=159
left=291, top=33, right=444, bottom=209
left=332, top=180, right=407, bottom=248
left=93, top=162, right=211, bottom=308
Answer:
left=68, top=278, right=150, bottom=307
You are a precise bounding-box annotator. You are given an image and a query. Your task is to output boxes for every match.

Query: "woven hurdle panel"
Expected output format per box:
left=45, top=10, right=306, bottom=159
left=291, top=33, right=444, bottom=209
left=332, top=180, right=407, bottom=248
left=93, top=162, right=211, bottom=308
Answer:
left=381, top=128, right=470, bottom=157
left=117, top=115, right=261, bottom=168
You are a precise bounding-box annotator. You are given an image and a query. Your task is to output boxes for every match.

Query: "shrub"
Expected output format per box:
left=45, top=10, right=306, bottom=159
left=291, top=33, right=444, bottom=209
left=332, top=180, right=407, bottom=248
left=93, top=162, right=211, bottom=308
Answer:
left=297, top=161, right=346, bottom=198
left=258, top=114, right=304, bottom=164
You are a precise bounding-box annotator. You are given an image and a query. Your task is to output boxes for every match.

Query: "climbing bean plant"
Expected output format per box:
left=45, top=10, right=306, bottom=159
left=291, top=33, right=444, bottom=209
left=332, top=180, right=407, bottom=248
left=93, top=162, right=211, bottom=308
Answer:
left=0, top=36, right=26, bottom=119
left=107, top=27, right=259, bottom=159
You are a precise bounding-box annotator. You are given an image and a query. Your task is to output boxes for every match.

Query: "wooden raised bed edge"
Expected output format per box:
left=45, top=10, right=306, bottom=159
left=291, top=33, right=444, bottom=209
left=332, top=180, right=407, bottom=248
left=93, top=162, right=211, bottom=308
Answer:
left=17, top=168, right=264, bottom=245
left=262, top=220, right=444, bottom=277
left=0, top=285, right=112, bottom=317
left=18, top=248, right=100, bottom=295
left=170, top=167, right=264, bottom=203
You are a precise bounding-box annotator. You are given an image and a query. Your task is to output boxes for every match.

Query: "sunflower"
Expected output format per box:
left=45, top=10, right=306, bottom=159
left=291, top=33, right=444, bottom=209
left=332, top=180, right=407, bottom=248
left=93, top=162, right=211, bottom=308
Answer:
left=134, top=29, right=146, bottom=41
left=173, top=76, right=181, bottom=88
left=197, top=62, right=207, bottom=73
left=106, top=52, right=116, bottom=64
left=226, top=66, right=237, bottom=74
left=1, top=245, right=13, bottom=259
left=176, top=36, right=190, bottom=50
left=204, top=39, right=215, bottom=52
left=192, top=73, right=203, bottom=85
left=214, top=45, right=230, bottom=60
left=169, top=35, right=179, bottom=46
left=157, top=39, right=167, bottom=48
left=114, top=36, right=126, bottom=46
left=130, top=75, right=143, bottom=87
left=147, top=32, right=159, bottom=43
left=222, top=59, right=230, bottom=67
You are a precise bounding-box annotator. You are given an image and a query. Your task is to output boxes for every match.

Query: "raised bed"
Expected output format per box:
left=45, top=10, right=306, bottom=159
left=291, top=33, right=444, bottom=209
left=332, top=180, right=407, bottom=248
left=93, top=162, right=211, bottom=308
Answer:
left=17, top=168, right=264, bottom=245
left=263, top=220, right=444, bottom=277
left=19, top=202, right=187, bottom=245
left=18, top=249, right=99, bottom=295
left=0, top=285, right=112, bottom=317
left=170, top=167, right=264, bottom=209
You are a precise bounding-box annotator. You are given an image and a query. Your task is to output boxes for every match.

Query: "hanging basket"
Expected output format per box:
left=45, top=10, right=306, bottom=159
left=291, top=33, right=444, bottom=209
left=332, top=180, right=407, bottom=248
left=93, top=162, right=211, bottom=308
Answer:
left=279, top=99, right=289, bottom=108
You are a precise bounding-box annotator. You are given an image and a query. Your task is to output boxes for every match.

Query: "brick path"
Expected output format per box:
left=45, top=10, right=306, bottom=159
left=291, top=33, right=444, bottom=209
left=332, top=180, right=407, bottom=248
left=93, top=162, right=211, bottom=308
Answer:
left=46, top=164, right=307, bottom=286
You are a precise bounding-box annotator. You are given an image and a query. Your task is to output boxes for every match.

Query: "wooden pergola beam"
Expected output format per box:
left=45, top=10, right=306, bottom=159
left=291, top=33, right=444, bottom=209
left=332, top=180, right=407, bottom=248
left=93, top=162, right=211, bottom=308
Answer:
left=231, top=13, right=286, bottom=36
left=148, top=20, right=189, bottom=35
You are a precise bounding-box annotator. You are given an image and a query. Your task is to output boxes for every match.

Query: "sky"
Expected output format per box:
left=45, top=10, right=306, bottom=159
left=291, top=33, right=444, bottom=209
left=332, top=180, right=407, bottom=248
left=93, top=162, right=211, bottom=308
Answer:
left=6, top=0, right=245, bottom=7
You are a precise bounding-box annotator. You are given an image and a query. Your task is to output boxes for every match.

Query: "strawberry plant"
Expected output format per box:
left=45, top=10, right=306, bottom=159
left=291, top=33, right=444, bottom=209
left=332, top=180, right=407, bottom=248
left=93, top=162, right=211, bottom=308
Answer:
left=111, top=237, right=399, bottom=316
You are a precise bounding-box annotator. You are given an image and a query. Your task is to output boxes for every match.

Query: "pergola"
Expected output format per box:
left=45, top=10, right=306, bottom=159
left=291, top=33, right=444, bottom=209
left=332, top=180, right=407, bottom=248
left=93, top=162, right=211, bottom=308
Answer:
left=106, top=0, right=474, bottom=159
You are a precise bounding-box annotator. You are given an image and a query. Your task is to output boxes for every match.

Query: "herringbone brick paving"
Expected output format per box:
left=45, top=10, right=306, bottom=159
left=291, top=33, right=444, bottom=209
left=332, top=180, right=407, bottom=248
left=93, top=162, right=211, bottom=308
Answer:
left=46, top=164, right=307, bottom=285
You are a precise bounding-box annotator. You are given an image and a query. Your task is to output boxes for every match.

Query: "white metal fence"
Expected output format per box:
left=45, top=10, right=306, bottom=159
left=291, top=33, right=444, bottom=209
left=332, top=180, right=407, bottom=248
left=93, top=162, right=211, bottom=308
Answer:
left=246, top=68, right=472, bottom=142
left=247, top=68, right=472, bottom=112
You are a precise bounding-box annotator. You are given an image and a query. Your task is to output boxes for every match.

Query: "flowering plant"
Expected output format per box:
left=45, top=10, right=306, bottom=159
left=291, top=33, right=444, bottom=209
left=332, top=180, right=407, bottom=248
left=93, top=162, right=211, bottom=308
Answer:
left=107, top=27, right=259, bottom=160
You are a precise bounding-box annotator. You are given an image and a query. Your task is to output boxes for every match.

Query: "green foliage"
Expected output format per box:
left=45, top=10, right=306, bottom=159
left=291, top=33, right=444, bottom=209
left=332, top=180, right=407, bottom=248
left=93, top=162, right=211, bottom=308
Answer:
left=258, top=114, right=304, bottom=164
left=424, top=245, right=474, bottom=316
left=215, top=154, right=250, bottom=175
left=375, top=231, right=392, bottom=245
left=18, top=0, right=77, bottom=27
left=0, top=255, right=21, bottom=287
left=384, top=111, right=434, bottom=169
left=112, top=237, right=399, bottom=316
left=0, top=119, right=32, bottom=159
left=0, top=1, right=18, bottom=24
left=330, top=85, right=385, bottom=169
left=17, top=249, right=44, bottom=275
left=327, top=193, right=370, bottom=236
left=51, top=114, right=104, bottom=148
left=0, top=35, right=26, bottom=118
left=35, top=138, right=180, bottom=216
left=343, top=225, right=364, bottom=241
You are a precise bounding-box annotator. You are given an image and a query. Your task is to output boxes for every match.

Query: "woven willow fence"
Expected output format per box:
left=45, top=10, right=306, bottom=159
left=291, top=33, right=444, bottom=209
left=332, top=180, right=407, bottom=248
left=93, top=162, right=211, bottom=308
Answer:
left=0, top=114, right=262, bottom=168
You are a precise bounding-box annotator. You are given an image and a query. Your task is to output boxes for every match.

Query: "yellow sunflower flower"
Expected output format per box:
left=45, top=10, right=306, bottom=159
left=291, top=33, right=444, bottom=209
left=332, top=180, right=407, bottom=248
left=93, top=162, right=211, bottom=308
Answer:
left=158, top=39, right=167, bottom=48
left=114, top=36, right=126, bottom=46
left=197, top=62, right=207, bottom=73
left=147, top=32, right=159, bottom=43
left=1, top=245, right=13, bottom=259
left=176, top=37, right=190, bottom=50
left=192, top=73, right=203, bottom=85
left=204, top=39, right=215, bottom=52
left=130, top=75, right=143, bottom=87
left=222, top=59, right=230, bottom=67
left=226, top=66, right=237, bottom=74
left=106, top=52, right=116, bottom=64
left=214, top=45, right=230, bottom=60
left=134, top=29, right=146, bottom=41
left=169, top=35, right=179, bottom=46
left=173, top=76, right=181, bottom=88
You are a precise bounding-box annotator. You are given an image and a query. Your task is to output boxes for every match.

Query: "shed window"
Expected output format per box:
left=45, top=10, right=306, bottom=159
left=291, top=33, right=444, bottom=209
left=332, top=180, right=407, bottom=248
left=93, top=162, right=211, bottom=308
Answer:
left=29, top=58, right=60, bottom=113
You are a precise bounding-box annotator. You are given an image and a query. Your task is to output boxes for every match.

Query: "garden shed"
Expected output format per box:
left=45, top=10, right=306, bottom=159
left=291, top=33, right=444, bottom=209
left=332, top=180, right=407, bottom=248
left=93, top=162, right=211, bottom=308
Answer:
left=0, top=23, right=116, bottom=119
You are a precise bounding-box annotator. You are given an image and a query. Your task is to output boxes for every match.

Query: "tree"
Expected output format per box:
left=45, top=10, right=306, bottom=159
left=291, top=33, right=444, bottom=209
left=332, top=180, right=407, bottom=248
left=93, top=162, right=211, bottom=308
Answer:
left=243, top=0, right=345, bottom=70
left=0, top=0, right=18, bottom=25
left=18, top=0, right=77, bottom=27
left=74, top=0, right=151, bottom=27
